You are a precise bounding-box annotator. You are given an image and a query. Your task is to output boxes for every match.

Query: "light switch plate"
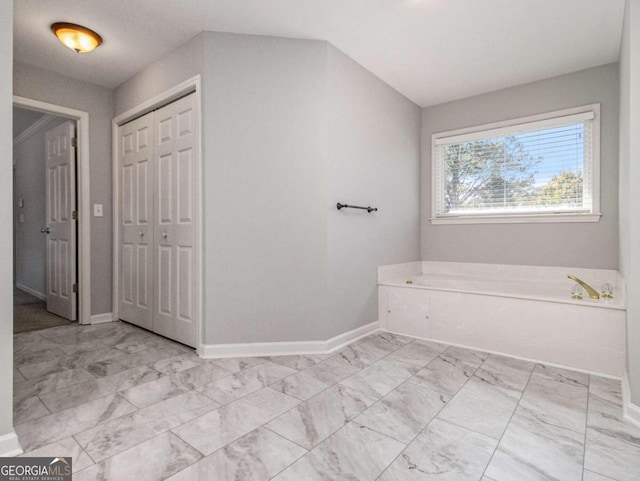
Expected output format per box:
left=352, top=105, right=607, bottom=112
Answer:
left=18, top=198, right=24, bottom=208
left=18, top=213, right=24, bottom=223
left=93, top=204, right=103, bottom=217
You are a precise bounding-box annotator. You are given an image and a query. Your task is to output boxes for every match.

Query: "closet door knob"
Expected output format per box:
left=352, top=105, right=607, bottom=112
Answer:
left=139, top=232, right=144, bottom=237
left=162, top=232, right=167, bottom=239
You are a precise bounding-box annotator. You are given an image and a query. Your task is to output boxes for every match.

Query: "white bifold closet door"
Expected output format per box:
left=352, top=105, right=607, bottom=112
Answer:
left=118, top=93, right=198, bottom=348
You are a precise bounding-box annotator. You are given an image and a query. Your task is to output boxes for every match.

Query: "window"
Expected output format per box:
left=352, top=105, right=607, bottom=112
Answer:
left=431, top=104, right=601, bottom=224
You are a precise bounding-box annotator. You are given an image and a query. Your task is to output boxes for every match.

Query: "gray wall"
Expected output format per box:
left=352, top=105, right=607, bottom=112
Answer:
left=1, top=0, right=14, bottom=448
left=115, top=33, right=329, bottom=344
left=13, top=117, right=68, bottom=297
left=113, top=34, right=205, bottom=115
left=619, top=0, right=640, bottom=404
left=115, top=32, right=422, bottom=345
left=326, top=45, right=421, bottom=337
left=203, top=33, right=329, bottom=343
left=14, top=62, right=115, bottom=316
left=421, top=63, right=620, bottom=269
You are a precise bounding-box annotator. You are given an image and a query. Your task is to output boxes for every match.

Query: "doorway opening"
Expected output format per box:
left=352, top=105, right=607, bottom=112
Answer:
left=13, top=107, right=77, bottom=332
left=13, top=96, right=92, bottom=329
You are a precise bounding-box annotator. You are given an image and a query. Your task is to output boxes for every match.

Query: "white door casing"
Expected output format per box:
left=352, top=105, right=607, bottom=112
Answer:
left=118, top=113, right=154, bottom=330
left=152, top=94, right=199, bottom=347
left=116, top=92, right=199, bottom=347
left=45, top=121, right=77, bottom=321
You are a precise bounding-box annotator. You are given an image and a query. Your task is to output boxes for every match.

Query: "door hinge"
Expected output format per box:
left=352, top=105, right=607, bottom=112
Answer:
left=71, top=138, right=77, bottom=148
left=72, top=210, right=78, bottom=220
left=72, top=284, right=78, bottom=294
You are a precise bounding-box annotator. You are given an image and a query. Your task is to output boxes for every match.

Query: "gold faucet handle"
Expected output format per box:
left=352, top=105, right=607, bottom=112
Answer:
left=567, top=274, right=600, bottom=300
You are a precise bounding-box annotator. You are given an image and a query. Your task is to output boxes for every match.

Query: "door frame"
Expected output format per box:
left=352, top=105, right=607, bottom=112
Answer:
left=112, top=75, right=203, bottom=351
left=13, top=96, right=91, bottom=324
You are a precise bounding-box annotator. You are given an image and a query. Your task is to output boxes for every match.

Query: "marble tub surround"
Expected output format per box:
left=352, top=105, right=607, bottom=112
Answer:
left=378, top=261, right=624, bottom=299
left=12, top=323, right=640, bottom=481
left=379, top=262, right=627, bottom=377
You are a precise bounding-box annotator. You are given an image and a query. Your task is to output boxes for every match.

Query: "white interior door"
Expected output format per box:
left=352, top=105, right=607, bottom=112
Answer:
left=153, top=93, right=199, bottom=347
left=118, top=112, right=154, bottom=330
left=45, top=121, right=77, bottom=321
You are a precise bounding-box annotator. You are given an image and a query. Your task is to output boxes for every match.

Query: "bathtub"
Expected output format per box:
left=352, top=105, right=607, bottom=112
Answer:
left=378, top=261, right=626, bottom=376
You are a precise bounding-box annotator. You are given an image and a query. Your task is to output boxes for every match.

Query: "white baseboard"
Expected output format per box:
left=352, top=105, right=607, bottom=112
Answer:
left=90, top=313, right=116, bottom=324
left=381, top=327, right=622, bottom=380
left=199, top=321, right=379, bottom=359
left=15, top=283, right=46, bottom=301
left=622, top=372, right=640, bottom=429
left=0, top=430, right=23, bottom=457
left=325, top=322, right=379, bottom=351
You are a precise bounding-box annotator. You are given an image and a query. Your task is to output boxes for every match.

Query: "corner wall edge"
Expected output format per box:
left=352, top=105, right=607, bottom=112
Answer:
left=622, top=371, right=640, bottom=429
left=0, top=431, right=23, bottom=457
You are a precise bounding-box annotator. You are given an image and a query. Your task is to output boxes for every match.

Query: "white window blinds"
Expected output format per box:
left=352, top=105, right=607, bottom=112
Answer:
left=432, top=108, right=597, bottom=221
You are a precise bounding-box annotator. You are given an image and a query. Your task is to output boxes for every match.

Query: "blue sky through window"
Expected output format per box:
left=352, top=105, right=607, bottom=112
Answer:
left=512, top=124, right=584, bottom=186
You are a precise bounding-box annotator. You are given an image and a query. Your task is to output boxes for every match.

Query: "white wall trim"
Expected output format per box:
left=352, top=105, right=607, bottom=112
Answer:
left=113, top=77, right=200, bottom=126
left=381, top=327, right=623, bottom=380
left=15, top=283, right=46, bottom=301
left=0, top=431, right=23, bottom=457
left=622, top=371, right=640, bottom=429
left=429, top=213, right=602, bottom=225
left=199, top=321, right=380, bottom=359
left=13, top=96, right=91, bottom=325
left=13, top=114, right=57, bottom=145
left=112, top=76, right=202, bottom=349
left=90, top=312, right=116, bottom=325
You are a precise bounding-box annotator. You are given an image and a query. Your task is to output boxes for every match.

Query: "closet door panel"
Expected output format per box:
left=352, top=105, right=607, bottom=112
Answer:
left=118, top=113, right=154, bottom=330
left=152, top=93, right=198, bottom=347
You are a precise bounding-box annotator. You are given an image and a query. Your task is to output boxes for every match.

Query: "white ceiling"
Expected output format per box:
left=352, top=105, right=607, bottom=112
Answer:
left=14, top=0, right=625, bottom=107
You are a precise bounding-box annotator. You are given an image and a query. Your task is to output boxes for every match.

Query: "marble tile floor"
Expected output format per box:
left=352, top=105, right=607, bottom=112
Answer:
left=12, top=321, right=640, bottom=481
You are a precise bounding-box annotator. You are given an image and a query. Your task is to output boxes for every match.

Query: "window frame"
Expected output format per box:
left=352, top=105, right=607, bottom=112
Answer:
left=430, top=104, right=601, bottom=225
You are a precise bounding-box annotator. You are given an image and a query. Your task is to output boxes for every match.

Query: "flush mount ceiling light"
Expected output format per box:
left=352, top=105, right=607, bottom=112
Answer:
left=51, top=22, right=102, bottom=53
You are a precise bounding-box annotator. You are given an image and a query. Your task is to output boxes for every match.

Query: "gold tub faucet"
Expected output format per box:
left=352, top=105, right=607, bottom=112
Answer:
left=567, top=275, right=600, bottom=300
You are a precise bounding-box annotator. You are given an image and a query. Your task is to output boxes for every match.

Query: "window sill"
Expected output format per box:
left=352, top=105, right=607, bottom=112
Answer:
left=430, top=212, right=602, bottom=225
